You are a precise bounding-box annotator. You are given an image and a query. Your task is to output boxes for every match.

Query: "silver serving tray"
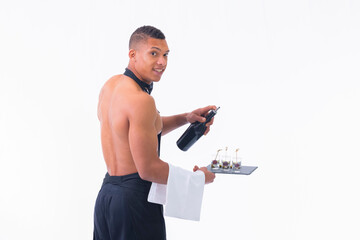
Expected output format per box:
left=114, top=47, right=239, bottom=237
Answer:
left=207, top=165, right=258, bottom=175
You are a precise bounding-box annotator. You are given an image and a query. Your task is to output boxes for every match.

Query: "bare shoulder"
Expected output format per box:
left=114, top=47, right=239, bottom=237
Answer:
left=99, top=74, right=122, bottom=98
left=123, top=87, right=157, bottom=124
left=103, top=75, right=157, bottom=122
left=97, top=74, right=122, bottom=120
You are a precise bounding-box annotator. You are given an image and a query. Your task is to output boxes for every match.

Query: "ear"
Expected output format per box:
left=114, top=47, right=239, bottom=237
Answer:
left=129, top=49, right=136, bottom=61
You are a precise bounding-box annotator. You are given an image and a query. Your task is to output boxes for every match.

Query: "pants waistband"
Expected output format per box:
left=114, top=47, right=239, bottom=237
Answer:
left=102, top=172, right=152, bottom=193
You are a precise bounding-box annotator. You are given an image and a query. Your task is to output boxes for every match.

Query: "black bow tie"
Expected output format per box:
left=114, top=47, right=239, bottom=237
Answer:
left=123, top=68, right=153, bottom=95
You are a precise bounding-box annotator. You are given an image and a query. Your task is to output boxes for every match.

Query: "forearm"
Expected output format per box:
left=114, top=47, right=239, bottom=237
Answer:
left=161, top=113, right=189, bottom=135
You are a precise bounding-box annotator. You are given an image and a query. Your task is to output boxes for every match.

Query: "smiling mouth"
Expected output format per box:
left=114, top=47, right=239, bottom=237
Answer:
left=154, top=68, right=165, bottom=73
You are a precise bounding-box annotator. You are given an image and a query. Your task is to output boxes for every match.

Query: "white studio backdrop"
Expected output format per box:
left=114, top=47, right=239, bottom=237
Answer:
left=1, top=0, right=360, bottom=239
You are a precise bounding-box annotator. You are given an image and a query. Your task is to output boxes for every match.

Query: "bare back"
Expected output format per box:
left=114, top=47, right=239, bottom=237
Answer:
left=97, top=74, right=163, bottom=176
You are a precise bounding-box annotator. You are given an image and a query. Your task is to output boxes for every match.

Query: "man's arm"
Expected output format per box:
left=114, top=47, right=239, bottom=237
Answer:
left=128, top=94, right=169, bottom=184
left=161, top=113, right=188, bottom=135
left=127, top=97, right=215, bottom=184
left=161, top=105, right=217, bottom=136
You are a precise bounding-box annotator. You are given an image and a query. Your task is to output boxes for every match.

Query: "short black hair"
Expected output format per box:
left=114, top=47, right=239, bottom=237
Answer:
left=129, top=25, right=166, bottom=49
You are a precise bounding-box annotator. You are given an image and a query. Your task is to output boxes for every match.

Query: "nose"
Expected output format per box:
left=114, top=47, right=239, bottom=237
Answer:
left=157, top=55, right=167, bottom=66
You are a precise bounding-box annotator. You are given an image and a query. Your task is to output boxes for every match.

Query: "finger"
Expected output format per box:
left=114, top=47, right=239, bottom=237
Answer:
left=206, top=117, right=215, bottom=126
left=204, top=126, right=210, bottom=135
left=201, top=105, right=216, bottom=115
left=193, top=165, right=199, bottom=172
left=199, top=167, right=207, bottom=172
left=193, top=114, right=206, bottom=123
left=187, top=113, right=206, bottom=123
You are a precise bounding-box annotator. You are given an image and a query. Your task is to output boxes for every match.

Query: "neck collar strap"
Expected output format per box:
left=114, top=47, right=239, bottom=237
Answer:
left=124, top=68, right=153, bottom=95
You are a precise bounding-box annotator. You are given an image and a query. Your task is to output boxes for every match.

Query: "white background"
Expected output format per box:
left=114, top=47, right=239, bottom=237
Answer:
left=1, top=0, right=360, bottom=239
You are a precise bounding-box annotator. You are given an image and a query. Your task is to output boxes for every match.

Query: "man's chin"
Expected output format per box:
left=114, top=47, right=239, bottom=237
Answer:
left=151, top=76, right=162, bottom=82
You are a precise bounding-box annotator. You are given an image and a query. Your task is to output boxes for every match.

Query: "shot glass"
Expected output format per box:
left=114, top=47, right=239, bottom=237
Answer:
left=232, top=156, right=242, bottom=172
left=211, top=149, right=222, bottom=170
left=211, top=154, right=220, bottom=169
left=221, top=155, right=231, bottom=171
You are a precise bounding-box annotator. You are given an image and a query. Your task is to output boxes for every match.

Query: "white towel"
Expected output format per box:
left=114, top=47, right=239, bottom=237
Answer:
left=147, top=164, right=205, bottom=221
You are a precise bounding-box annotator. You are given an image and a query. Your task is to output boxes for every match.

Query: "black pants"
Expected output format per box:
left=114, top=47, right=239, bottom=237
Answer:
left=93, top=173, right=166, bottom=240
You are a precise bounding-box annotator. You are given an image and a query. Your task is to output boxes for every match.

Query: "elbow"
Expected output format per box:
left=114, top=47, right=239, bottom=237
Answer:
left=137, top=163, right=156, bottom=182
left=138, top=168, right=152, bottom=182
left=136, top=160, right=169, bottom=184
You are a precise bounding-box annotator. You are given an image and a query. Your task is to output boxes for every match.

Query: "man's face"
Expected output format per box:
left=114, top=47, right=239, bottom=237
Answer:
left=132, top=38, right=169, bottom=84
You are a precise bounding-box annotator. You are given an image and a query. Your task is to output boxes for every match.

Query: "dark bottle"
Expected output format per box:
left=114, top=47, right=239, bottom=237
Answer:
left=177, top=107, right=220, bottom=151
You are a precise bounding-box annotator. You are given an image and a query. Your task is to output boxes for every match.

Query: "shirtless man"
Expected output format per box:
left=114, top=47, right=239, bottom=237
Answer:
left=93, top=26, right=216, bottom=240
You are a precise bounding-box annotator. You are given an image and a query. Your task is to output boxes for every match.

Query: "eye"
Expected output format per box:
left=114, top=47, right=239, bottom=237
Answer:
left=151, top=52, right=157, bottom=56
left=164, top=53, right=169, bottom=57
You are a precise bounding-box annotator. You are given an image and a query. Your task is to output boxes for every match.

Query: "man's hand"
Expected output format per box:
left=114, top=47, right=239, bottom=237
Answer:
left=193, top=165, right=216, bottom=184
left=186, top=105, right=217, bottom=135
